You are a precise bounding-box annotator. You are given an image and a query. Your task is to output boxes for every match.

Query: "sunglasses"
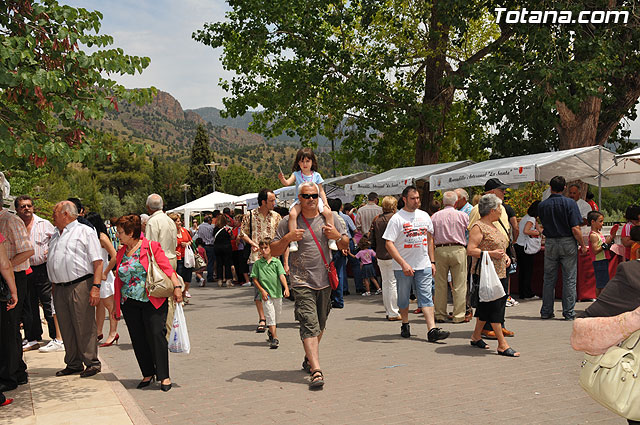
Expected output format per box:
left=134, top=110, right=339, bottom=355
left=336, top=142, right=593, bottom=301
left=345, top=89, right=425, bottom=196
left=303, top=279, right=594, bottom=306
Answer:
left=300, top=193, right=319, bottom=199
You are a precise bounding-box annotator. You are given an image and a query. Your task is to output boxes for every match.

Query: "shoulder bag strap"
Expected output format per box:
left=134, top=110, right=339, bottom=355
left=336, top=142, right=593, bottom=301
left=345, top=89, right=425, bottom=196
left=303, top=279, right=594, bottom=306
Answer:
left=300, top=215, right=330, bottom=270
left=498, top=218, right=511, bottom=243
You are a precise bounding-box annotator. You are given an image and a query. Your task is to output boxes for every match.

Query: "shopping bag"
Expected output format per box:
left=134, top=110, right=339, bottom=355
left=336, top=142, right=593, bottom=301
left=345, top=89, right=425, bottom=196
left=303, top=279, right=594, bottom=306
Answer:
left=184, top=245, right=196, bottom=269
left=478, top=251, right=506, bottom=302
left=168, top=303, right=191, bottom=354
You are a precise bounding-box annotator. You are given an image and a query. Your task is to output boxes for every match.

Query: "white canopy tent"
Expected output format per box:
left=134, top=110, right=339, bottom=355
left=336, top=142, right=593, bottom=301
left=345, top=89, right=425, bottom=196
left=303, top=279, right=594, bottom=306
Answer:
left=615, top=146, right=640, bottom=161
left=168, top=191, right=241, bottom=223
left=345, top=161, right=474, bottom=197
left=429, top=146, right=640, bottom=205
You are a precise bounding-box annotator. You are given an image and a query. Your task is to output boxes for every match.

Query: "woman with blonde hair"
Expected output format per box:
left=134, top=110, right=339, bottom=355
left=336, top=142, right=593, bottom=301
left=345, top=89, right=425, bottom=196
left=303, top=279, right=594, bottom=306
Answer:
left=370, top=196, right=401, bottom=320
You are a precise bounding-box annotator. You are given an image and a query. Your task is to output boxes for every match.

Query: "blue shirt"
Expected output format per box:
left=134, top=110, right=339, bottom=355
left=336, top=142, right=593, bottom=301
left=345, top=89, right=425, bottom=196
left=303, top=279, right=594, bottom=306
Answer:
left=538, top=194, right=582, bottom=238
left=339, top=211, right=356, bottom=236
left=198, top=222, right=215, bottom=245
left=293, top=171, right=324, bottom=197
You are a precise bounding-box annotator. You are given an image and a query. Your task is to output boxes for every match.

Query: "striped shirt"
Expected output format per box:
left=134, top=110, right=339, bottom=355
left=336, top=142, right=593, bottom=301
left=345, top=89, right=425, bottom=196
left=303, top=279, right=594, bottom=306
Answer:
left=0, top=209, right=34, bottom=272
left=27, top=214, right=55, bottom=266
left=355, top=203, right=383, bottom=235
left=47, top=220, right=102, bottom=283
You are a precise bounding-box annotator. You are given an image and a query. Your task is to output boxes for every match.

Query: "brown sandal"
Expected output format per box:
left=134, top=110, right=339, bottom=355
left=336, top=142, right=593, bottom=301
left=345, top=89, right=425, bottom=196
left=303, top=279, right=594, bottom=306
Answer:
left=309, top=369, right=324, bottom=389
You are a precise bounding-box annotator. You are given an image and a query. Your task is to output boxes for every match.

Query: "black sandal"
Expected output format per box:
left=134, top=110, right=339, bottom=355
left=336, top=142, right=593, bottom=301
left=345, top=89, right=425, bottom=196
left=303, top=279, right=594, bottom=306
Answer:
left=497, top=347, right=520, bottom=357
left=470, top=339, right=489, bottom=349
left=301, top=357, right=311, bottom=373
left=256, top=319, right=266, bottom=333
left=309, top=369, right=324, bottom=389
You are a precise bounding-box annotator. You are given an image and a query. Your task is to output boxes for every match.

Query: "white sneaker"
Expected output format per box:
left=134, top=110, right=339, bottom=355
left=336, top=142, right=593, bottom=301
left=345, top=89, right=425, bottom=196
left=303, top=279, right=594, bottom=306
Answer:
left=184, top=291, right=192, bottom=298
left=506, top=296, right=519, bottom=307
left=241, top=282, right=252, bottom=287
left=23, top=340, right=40, bottom=352
left=39, top=339, right=64, bottom=353
left=362, top=292, right=372, bottom=297
left=375, top=288, right=382, bottom=295
left=22, top=339, right=28, bottom=347
left=289, top=241, right=298, bottom=252
left=328, top=239, right=338, bottom=251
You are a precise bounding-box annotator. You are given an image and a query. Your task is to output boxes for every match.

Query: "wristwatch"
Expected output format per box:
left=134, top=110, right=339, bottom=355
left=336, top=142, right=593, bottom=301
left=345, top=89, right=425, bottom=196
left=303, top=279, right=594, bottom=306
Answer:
left=92, top=284, right=101, bottom=289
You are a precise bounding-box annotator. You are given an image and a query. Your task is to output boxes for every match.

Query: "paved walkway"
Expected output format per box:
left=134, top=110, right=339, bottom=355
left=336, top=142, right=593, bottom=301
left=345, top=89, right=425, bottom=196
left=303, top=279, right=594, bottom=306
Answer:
left=0, top=283, right=627, bottom=424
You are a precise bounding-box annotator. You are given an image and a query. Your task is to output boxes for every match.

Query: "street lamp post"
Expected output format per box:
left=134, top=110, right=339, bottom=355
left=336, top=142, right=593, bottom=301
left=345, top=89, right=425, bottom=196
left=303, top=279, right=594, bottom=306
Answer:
left=181, top=183, right=190, bottom=204
left=205, top=162, right=220, bottom=193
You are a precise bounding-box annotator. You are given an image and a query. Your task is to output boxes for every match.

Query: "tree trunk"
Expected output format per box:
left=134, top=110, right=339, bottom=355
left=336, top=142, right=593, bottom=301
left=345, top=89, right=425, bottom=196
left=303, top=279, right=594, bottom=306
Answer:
left=555, top=95, right=601, bottom=149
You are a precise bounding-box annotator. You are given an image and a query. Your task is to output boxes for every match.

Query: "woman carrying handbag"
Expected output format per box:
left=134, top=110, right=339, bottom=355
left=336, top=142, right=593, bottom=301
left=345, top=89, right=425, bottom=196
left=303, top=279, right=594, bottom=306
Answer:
left=110, top=215, right=183, bottom=392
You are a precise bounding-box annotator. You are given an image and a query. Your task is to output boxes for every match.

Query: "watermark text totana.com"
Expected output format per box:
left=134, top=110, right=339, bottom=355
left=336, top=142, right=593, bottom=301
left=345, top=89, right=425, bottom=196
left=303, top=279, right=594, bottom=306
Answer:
left=495, top=7, right=629, bottom=24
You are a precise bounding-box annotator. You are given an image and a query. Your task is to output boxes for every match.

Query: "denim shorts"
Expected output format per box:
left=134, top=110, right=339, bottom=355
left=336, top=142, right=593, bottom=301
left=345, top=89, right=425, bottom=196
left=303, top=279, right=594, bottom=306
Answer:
left=394, top=268, right=433, bottom=309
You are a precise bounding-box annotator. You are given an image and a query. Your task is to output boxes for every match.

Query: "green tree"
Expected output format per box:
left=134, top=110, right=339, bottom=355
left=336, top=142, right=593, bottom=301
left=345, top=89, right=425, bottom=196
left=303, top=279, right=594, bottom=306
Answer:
left=193, top=0, right=510, bottom=170
left=218, top=165, right=279, bottom=196
left=467, top=2, right=640, bottom=157
left=187, top=124, right=219, bottom=197
left=0, top=0, right=154, bottom=168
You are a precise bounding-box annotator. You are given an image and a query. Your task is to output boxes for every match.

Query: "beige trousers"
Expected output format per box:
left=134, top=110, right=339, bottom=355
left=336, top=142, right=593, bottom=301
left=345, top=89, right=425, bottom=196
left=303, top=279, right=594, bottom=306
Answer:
left=434, top=246, right=468, bottom=322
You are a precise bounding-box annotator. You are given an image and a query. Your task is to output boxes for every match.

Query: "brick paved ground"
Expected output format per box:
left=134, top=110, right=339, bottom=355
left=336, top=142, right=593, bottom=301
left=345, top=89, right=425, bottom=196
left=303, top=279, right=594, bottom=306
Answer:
left=97, top=283, right=625, bottom=425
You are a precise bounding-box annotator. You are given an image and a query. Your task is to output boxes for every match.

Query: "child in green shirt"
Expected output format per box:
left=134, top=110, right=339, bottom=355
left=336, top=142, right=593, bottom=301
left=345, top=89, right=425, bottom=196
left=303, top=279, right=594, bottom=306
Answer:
left=250, top=238, right=289, bottom=349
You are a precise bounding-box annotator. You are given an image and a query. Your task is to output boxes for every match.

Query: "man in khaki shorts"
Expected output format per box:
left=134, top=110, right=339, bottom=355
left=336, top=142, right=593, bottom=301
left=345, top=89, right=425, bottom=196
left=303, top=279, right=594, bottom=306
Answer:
left=271, top=182, right=348, bottom=389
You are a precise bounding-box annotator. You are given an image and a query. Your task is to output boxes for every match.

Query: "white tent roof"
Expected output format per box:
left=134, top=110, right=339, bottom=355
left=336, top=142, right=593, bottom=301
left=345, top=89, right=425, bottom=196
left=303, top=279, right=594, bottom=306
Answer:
left=429, top=146, right=640, bottom=191
left=168, top=191, right=240, bottom=214
left=345, top=161, right=474, bottom=196
left=615, top=146, right=640, bottom=160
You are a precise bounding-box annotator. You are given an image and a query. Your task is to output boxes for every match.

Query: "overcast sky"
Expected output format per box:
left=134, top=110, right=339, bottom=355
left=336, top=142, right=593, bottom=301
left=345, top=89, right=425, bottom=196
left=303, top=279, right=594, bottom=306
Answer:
left=62, top=0, right=640, bottom=141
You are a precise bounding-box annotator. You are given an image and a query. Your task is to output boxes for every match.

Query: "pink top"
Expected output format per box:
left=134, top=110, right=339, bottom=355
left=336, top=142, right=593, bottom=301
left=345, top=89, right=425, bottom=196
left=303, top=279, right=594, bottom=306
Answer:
left=113, top=237, right=176, bottom=318
left=355, top=248, right=376, bottom=265
left=588, top=231, right=610, bottom=262
left=0, top=233, right=5, bottom=243
left=430, top=206, right=469, bottom=246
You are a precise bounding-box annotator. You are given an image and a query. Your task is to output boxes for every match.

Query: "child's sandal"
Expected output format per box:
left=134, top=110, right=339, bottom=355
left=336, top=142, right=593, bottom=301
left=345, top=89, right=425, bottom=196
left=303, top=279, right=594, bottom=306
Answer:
left=309, top=369, right=324, bottom=388
left=256, top=319, right=266, bottom=333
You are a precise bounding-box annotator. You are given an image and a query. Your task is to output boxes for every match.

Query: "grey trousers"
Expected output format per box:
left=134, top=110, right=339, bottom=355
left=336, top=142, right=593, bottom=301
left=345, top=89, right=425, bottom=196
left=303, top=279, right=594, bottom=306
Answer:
left=53, top=278, right=100, bottom=370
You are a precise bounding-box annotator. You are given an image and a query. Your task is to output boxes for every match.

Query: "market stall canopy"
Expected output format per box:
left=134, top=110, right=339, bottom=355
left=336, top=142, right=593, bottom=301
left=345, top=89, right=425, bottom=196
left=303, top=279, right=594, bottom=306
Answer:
left=615, top=146, right=640, bottom=161
left=168, top=191, right=241, bottom=223
left=345, top=161, right=474, bottom=196
left=429, top=146, right=640, bottom=191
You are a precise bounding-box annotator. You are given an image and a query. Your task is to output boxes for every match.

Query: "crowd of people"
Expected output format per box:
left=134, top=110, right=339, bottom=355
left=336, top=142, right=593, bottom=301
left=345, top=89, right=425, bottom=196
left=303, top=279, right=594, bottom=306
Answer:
left=1, top=148, right=640, bottom=409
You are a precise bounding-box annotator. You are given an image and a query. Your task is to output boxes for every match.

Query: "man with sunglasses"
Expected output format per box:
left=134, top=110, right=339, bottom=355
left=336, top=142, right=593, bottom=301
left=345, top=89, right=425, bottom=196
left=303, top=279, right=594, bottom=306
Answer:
left=271, top=182, right=348, bottom=389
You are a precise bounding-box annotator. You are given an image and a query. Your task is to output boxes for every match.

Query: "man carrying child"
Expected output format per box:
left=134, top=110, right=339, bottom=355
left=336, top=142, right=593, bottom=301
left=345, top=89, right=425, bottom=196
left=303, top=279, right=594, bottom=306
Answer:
left=250, top=238, right=289, bottom=349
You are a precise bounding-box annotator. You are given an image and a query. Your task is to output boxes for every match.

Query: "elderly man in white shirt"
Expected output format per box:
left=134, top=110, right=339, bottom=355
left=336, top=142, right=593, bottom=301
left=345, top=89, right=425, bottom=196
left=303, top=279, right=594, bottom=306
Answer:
left=145, top=194, right=177, bottom=270
left=567, top=184, right=592, bottom=226
left=47, top=201, right=103, bottom=378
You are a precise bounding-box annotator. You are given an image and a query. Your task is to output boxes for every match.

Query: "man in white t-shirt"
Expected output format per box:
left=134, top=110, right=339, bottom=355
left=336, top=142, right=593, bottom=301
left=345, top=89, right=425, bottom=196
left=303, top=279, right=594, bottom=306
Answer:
left=383, top=186, right=450, bottom=343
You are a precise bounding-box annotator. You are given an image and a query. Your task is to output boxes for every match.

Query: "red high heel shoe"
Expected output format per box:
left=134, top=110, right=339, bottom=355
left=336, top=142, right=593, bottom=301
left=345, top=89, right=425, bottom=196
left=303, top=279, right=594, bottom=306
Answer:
left=99, top=333, right=119, bottom=347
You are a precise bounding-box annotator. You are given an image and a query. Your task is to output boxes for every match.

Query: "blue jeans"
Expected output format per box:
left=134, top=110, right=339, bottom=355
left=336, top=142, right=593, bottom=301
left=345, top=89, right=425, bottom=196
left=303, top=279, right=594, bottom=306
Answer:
left=541, top=237, right=578, bottom=319
left=395, top=268, right=433, bottom=309
left=204, top=245, right=216, bottom=281
left=331, top=251, right=348, bottom=307
left=348, top=239, right=364, bottom=292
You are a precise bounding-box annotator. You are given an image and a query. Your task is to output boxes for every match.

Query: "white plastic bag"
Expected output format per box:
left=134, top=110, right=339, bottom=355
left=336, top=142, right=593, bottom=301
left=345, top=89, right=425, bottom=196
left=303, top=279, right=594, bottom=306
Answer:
left=524, top=236, right=542, bottom=254
left=184, top=244, right=196, bottom=269
left=479, top=251, right=506, bottom=302
left=168, top=303, right=191, bottom=354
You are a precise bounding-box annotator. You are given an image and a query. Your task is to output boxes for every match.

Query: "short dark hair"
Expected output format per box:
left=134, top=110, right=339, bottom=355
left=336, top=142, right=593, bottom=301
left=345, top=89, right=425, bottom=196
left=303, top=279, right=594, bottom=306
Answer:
left=587, top=210, right=603, bottom=225
left=549, top=176, right=566, bottom=193
left=116, top=214, right=141, bottom=239
left=401, top=185, right=418, bottom=198
left=624, top=205, right=640, bottom=221
left=527, top=200, right=541, bottom=218
left=259, top=237, right=272, bottom=247
left=328, top=198, right=342, bottom=212
left=195, top=238, right=204, bottom=246
left=630, top=225, right=640, bottom=242
left=223, top=207, right=231, bottom=215
left=14, top=195, right=33, bottom=209
left=86, top=212, right=108, bottom=237
left=586, top=191, right=595, bottom=201
left=212, top=210, right=221, bottom=218
left=367, top=192, right=378, bottom=202
left=257, top=188, right=272, bottom=207
left=203, top=216, right=212, bottom=224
